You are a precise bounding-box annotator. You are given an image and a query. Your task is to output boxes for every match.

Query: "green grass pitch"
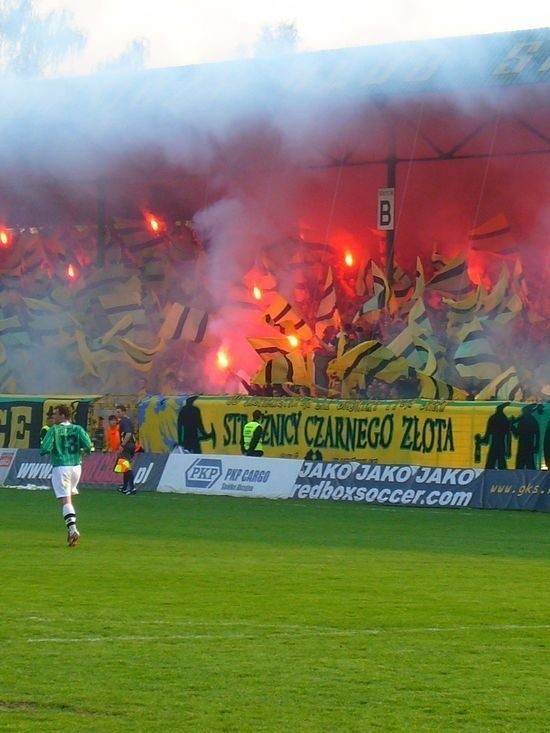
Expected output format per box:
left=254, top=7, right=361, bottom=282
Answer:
left=1, top=487, right=548, bottom=732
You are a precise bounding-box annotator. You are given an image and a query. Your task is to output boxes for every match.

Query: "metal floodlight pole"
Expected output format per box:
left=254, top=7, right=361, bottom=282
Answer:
left=96, top=178, right=106, bottom=267
left=385, top=121, right=397, bottom=285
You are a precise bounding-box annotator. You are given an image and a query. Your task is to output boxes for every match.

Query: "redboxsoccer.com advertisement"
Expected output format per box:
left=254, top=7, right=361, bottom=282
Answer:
left=158, top=454, right=301, bottom=499
left=293, top=461, right=483, bottom=509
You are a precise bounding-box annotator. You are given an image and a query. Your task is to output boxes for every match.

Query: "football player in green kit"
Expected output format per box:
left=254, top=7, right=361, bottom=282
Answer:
left=40, top=403, right=92, bottom=546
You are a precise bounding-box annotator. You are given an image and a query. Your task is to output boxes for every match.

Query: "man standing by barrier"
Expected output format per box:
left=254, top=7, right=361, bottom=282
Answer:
left=106, top=414, right=121, bottom=452
left=241, top=410, right=265, bottom=457
left=40, top=403, right=92, bottom=546
left=115, top=404, right=137, bottom=494
left=39, top=412, right=55, bottom=445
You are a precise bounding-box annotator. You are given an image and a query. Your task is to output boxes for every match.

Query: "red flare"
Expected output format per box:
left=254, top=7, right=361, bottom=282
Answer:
left=145, top=213, right=163, bottom=234
left=0, top=229, right=11, bottom=248
left=217, top=349, right=230, bottom=370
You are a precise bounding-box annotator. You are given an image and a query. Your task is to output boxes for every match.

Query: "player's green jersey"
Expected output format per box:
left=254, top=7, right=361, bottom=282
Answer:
left=40, top=422, right=92, bottom=467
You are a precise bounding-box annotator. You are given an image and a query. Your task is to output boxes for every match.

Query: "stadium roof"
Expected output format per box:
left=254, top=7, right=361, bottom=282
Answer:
left=145, top=25, right=550, bottom=96
left=0, top=27, right=548, bottom=227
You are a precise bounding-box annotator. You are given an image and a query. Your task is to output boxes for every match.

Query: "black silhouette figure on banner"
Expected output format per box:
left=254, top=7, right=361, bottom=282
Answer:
left=177, top=396, right=215, bottom=453
left=305, top=449, right=323, bottom=461
left=511, top=404, right=540, bottom=469
left=475, top=402, right=512, bottom=469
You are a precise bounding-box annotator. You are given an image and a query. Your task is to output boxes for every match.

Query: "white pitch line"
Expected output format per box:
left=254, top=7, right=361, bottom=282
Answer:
left=24, top=633, right=250, bottom=644
left=5, top=623, right=549, bottom=645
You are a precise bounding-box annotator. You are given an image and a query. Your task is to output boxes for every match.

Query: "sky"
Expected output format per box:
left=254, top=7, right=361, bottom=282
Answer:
left=37, top=0, right=550, bottom=77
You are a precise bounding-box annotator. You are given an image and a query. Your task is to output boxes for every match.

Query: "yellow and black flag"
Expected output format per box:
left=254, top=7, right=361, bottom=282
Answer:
left=89, top=314, right=134, bottom=350
left=431, top=246, right=447, bottom=271
left=85, top=263, right=138, bottom=293
left=413, top=335, right=438, bottom=377
left=328, top=340, right=411, bottom=385
left=263, top=294, right=313, bottom=341
left=477, top=267, right=508, bottom=318
left=481, top=292, right=522, bottom=329
left=389, top=262, right=413, bottom=315
left=111, top=217, right=167, bottom=259
left=427, top=253, right=474, bottom=299
left=412, top=256, right=425, bottom=301
left=354, top=256, right=371, bottom=298
left=75, top=330, right=100, bottom=377
left=19, top=231, right=46, bottom=275
left=510, top=258, right=528, bottom=304
left=443, top=288, right=480, bottom=332
left=469, top=213, right=518, bottom=257
left=387, top=327, right=438, bottom=376
left=160, top=302, right=209, bottom=344
left=474, top=366, right=523, bottom=401
left=315, top=267, right=341, bottom=338
left=0, top=342, right=16, bottom=391
left=416, top=372, right=469, bottom=400
left=0, top=313, right=31, bottom=348
left=141, top=253, right=166, bottom=284
left=408, top=298, right=433, bottom=338
left=251, top=351, right=311, bottom=386
left=119, top=337, right=165, bottom=372
left=393, top=257, right=424, bottom=319
left=28, top=311, right=77, bottom=349
left=392, top=263, right=413, bottom=301
left=453, top=319, right=501, bottom=384
left=386, top=326, right=417, bottom=364
left=353, top=262, right=391, bottom=320
left=247, top=336, right=293, bottom=362
left=288, top=250, right=308, bottom=306
left=401, top=297, right=444, bottom=374
left=98, top=276, right=143, bottom=317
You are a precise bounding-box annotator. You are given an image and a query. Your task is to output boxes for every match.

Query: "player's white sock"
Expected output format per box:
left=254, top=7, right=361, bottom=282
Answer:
left=63, top=503, right=77, bottom=531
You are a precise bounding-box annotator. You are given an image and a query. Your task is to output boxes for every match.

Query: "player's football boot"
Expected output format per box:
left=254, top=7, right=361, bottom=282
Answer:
left=68, top=528, right=80, bottom=547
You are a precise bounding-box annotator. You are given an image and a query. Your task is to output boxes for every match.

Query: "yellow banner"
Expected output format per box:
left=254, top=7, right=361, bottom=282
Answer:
left=0, top=394, right=101, bottom=448
left=138, top=395, right=548, bottom=469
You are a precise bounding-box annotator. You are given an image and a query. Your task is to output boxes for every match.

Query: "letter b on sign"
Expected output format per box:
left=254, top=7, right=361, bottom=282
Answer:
left=377, top=188, right=394, bottom=230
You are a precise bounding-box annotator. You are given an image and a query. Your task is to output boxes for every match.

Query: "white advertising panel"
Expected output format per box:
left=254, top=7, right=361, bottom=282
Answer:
left=0, top=449, right=17, bottom=485
left=158, top=454, right=301, bottom=499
